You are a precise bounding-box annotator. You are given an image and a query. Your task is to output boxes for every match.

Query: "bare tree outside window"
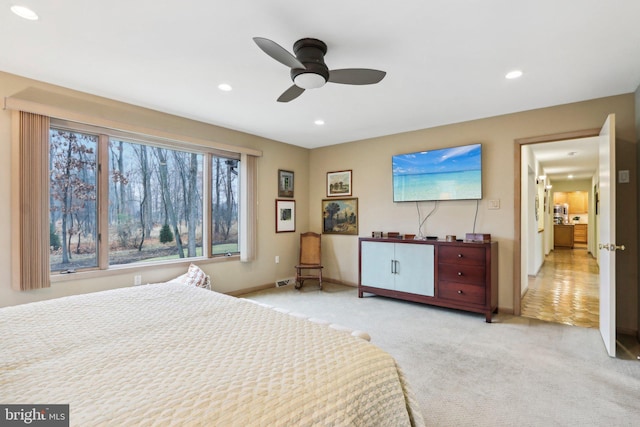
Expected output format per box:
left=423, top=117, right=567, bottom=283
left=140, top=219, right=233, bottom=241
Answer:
left=212, top=157, right=239, bottom=255
left=107, top=140, right=203, bottom=265
left=49, top=129, right=98, bottom=271
left=49, top=124, right=242, bottom=272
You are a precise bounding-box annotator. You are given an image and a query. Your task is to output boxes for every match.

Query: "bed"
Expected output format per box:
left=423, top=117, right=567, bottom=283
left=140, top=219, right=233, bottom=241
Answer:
left=1, top=281, right=424, bottom=426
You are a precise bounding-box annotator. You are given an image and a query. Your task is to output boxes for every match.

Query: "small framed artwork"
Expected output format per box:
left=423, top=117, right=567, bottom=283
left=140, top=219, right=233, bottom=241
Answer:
left=275, top=199, right=296, bottom=233
left=278, top=169, right=294, bottom=198
left=326, top=170, right=352, bottom=197
left=322, top=197, right=358, bottom=235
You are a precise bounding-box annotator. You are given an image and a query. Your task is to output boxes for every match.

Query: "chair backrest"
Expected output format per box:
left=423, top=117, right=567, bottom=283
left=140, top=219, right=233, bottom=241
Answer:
left=299, top=232, right=321, bottom=265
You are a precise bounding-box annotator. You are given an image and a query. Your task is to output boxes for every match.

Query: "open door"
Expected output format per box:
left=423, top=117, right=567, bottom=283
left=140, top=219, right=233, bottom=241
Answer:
left=598, top=114, right=624, bottom=357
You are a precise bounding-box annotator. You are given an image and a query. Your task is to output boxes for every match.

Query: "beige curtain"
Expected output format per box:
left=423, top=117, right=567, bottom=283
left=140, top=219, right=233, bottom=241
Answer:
left=240, top=154, right=257, bottom=262
left=19, top=112, right=51, bottom=290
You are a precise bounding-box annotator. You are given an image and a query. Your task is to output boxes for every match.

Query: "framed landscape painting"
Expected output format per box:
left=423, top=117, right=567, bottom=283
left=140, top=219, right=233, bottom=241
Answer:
left=326, top=170, right=352, bottom=197
left=322, top=198, right=358, bottom=235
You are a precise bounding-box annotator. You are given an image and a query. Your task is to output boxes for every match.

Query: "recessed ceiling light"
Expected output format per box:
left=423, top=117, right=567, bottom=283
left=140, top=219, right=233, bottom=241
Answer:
left=314, top=119, right=325, bottom=126
left=505, top=70, right=523, bottom=79
left=217, top=83, right=232, bottom=91
left=568, top=174, right=574, bottom=179
left=11, top=5, right=39, bottom=20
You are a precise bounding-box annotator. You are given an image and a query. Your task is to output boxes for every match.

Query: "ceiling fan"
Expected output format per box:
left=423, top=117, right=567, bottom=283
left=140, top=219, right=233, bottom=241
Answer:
left=253, top=37, right=386, bottom=102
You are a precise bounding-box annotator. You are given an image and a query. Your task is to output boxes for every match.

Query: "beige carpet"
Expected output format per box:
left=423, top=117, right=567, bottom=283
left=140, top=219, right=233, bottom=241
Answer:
left=241, top=282, right=640, bottom=426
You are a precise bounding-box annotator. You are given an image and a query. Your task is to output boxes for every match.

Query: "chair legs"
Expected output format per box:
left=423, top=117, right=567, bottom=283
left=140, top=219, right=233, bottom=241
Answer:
left=295, top=267, right=322, bottom=290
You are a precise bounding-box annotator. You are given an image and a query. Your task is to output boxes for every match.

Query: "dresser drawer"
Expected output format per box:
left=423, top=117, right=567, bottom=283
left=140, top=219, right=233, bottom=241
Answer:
left=438, top=281, right=485, bottom=305
left=438, top=263, right=485, bottom=285
left=438, top=245, right=485, bottom=266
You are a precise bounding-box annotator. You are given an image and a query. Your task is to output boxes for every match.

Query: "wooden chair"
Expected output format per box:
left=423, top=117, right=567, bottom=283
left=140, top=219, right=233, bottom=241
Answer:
left=295, top=232, right=323, bottom=290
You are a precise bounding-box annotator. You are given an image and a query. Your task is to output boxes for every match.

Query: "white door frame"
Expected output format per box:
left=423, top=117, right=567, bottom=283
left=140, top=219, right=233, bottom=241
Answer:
left=513, top=128, right=601, bottom=316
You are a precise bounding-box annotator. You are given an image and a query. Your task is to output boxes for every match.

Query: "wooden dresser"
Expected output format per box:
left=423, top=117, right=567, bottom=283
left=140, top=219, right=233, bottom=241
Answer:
left=359, top=238, right=498, bottom=322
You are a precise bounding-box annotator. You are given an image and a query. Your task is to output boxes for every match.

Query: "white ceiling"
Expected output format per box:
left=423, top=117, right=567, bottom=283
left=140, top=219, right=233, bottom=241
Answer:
left=2, top=1, right=640, bottom=149
left=529, top=137, right=599, bottom=183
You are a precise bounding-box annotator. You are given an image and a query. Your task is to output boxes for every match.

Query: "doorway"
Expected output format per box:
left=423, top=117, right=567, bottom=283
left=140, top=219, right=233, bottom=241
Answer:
left=520, top=137, right=600, bottom=328
left=513, top=127, right=601, bottom=319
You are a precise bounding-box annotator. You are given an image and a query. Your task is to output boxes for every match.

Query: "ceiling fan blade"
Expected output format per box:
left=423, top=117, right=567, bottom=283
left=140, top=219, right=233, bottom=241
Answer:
left=253, top=37, right=305, bottom=69
left=328, top=69, right=386, bottom=85
left=277, top=85, right=305, bottom=103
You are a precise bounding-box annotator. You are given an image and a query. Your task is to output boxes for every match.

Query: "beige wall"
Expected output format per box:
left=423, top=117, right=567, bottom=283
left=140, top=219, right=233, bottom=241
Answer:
left=0, top=71, right=310, bottom=307
left=1, top=70, right=637, bottom=333
left=311, top=94, right=637, bottom=332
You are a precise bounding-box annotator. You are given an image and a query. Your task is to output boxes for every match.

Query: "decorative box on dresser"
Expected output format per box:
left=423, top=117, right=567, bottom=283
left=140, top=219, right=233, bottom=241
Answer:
left=359, top=238, right=498, bottom=322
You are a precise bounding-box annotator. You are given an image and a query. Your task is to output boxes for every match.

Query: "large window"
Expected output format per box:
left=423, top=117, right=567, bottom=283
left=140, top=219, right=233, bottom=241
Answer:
left=49, top=124, right=241, bottom=273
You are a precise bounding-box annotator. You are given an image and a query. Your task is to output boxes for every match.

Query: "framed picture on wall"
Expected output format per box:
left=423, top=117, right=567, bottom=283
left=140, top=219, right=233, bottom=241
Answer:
left=322, top=197, right=358, bottom=235
left=275, top=199, right=295, bottom=233
left=326, top=170, right=352, bottom=197
left=278, top=169, right=294, bottom=198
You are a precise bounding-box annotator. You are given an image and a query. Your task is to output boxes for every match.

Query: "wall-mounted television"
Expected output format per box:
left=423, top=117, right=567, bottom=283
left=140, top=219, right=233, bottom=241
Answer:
left=392, top=143, right=482, bottom=202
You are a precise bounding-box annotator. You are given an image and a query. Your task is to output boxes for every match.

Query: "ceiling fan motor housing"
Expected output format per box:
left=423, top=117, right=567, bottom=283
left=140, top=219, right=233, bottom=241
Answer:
left=290, top=38, right=329, bottom=85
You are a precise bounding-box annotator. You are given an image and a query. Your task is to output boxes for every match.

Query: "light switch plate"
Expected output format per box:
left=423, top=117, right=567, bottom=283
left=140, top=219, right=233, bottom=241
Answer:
left=618, top=170, right=630, bottom=184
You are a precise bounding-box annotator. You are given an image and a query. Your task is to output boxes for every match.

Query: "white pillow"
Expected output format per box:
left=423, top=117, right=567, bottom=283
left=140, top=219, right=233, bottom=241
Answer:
left=183, top=264, right=211, bottom=290
left=166, top=273, right=188, bottom=285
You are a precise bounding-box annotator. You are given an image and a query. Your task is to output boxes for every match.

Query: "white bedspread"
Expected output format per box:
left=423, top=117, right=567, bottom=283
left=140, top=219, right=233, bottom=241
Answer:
left=1, top=283, right=424, bottom=426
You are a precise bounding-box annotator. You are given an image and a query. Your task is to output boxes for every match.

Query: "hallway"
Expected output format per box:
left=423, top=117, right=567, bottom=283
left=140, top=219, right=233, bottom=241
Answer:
left=522, top=247, right=599, bottom=328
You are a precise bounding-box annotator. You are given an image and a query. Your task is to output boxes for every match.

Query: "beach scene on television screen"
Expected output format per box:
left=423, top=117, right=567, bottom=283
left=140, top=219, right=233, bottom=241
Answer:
left=393, top=144, right=482, bottom=201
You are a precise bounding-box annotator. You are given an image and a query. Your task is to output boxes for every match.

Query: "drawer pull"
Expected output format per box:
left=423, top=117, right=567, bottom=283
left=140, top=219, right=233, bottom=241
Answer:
left=457, top=290, right=463, bottom=294
left=457, top=254, right=463, bottom=258
left=457, top=272, right=463, bottom=276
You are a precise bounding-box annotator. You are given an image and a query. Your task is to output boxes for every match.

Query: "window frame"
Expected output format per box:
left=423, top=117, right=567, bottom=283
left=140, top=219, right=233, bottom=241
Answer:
left=49, top=119, right=243, bottom=279
left=8, top=90, right=261, bottom=291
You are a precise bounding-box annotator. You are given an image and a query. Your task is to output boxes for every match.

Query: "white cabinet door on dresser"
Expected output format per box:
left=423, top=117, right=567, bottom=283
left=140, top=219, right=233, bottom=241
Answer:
left=360, top=240, right=434, bottom=296
left=394, top=243, right=434, bottom=296
left=360, top=240, right=396, bottom=291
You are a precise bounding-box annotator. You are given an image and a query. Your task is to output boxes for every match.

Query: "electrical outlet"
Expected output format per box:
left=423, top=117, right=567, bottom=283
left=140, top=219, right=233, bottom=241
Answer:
left=488, top=199, right=500, bottom=210
left=275, top=255, right=280, bottom=264
left=134, top=275, right=142, bottom=286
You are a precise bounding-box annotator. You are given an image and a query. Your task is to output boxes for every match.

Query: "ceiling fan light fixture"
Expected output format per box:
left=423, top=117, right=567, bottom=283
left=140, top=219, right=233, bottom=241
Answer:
left=294, top=72, right=326, bottom=90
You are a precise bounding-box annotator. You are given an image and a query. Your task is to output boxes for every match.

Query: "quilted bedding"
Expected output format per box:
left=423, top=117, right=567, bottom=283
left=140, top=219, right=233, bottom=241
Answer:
left=1, top=283, right=424, bottom=426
